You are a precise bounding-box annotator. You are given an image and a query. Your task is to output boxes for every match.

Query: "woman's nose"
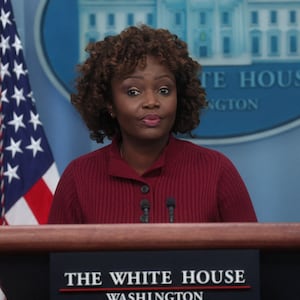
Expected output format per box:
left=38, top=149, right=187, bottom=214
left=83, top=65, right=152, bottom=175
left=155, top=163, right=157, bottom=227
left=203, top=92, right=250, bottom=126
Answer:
left=142, top=91, right=160, bottom=108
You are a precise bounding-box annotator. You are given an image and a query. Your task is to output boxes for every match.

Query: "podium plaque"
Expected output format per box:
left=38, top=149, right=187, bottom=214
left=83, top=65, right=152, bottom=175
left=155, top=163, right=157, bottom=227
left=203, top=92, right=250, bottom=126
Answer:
left=50, top=250, right=260, bottom=300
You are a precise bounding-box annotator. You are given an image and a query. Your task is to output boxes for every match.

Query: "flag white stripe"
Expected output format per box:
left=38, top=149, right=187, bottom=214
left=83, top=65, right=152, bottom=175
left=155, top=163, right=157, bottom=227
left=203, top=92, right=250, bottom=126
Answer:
left=0, top=287, right=6, bottom=300
left=43, top=163, right=59, bottom=194
left=5, top=197, right=38, bottom=225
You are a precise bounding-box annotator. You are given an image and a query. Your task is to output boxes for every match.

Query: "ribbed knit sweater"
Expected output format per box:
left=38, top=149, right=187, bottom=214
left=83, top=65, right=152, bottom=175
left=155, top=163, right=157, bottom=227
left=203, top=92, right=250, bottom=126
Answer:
left=48, top=135, right=257, bottom=224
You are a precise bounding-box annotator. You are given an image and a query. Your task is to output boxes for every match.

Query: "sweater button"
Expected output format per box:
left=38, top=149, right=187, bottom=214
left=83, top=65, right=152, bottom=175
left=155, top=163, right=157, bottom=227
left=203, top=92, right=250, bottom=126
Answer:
left=141, top=184, right=150, bottom=194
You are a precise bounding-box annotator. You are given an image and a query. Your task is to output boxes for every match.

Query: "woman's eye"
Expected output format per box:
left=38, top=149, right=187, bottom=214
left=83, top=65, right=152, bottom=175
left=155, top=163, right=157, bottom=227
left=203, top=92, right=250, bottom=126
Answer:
left=159, top=87, right=170, bottom=95
left=127, top=88, right=140, bottom=96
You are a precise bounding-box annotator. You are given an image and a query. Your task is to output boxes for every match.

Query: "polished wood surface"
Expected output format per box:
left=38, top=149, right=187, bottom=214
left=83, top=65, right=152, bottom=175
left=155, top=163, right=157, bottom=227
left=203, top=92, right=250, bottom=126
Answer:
left=1, top=223, right=300, bottom=252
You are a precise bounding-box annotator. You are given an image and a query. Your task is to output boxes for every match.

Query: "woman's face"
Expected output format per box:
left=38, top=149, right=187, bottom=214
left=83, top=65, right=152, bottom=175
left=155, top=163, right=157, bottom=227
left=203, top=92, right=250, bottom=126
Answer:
left=111, top=56, right=177, bottom=144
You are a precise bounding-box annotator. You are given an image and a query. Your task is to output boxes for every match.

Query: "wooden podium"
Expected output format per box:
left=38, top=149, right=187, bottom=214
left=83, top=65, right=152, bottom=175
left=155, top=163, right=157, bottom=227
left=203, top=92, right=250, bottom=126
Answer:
left=0, top=223, right=300, bottom=299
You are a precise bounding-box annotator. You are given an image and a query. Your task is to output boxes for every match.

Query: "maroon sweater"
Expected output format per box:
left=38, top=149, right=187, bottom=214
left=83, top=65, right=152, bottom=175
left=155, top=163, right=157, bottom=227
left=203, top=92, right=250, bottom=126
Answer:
left=48, top=136, right=257, bottom=224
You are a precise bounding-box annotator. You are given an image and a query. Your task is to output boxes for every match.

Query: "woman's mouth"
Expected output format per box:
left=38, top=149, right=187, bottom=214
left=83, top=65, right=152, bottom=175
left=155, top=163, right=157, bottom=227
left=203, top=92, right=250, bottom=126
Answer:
left=142, top=114, right=161, bottom=127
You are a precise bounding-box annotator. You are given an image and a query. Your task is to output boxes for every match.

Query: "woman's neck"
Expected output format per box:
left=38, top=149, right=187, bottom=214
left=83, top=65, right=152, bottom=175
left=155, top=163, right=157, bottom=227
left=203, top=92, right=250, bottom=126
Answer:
left=120, top=137, right=169, bottom=175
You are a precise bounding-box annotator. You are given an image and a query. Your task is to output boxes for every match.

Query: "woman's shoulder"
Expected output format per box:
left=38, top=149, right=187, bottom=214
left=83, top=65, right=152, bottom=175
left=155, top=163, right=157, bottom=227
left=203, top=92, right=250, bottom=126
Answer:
left=64, top=143, right=111, bottom=171
left=175, top=137, right=228, bottom=160
left=173, top=137, right=240, bottom=174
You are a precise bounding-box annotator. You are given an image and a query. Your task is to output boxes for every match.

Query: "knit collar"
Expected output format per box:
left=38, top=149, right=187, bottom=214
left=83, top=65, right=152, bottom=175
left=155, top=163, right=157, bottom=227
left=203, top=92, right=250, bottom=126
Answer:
left=108, top=135, right=177, bottom=180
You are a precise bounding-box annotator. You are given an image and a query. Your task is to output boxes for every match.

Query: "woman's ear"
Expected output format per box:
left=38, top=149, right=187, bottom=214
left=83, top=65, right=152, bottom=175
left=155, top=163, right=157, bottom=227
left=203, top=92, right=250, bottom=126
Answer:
left=107, top=104, right=115, bottom=118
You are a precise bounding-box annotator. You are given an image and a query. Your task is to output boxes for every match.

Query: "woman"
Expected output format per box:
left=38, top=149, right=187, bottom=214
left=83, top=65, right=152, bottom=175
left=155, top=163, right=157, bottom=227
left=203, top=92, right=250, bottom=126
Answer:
left=48, top=25, right=257, bottom=224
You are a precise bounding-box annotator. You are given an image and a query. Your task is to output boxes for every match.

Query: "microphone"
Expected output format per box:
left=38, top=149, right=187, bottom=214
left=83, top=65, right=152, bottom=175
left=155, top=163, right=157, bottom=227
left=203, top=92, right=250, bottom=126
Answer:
left=140, top=199, right=150, bottom=223
left=166, top=197, right=175, bottom=223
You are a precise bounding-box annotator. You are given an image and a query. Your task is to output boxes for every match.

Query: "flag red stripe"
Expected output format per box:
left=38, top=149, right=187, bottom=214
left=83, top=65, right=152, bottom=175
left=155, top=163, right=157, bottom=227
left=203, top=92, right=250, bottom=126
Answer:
left=24, top=179, right=53, bottom=224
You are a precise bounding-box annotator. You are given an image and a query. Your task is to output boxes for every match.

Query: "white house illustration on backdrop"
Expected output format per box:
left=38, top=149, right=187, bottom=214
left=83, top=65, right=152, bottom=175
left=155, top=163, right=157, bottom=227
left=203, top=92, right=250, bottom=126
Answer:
left=78, top=0, right=300, bottom=66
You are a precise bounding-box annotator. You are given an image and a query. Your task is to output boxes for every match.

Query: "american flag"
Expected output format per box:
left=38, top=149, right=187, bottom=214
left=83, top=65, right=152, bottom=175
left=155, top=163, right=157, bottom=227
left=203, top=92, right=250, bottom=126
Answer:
left=0, top=0, right=59, bottom=225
